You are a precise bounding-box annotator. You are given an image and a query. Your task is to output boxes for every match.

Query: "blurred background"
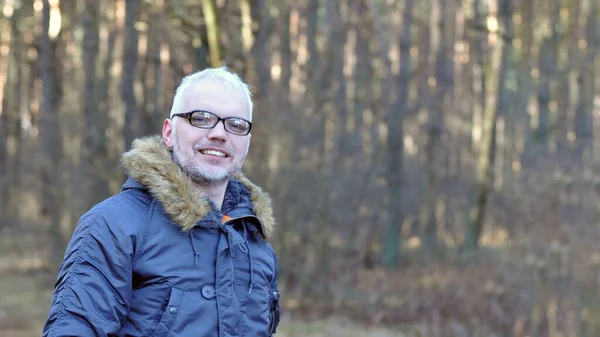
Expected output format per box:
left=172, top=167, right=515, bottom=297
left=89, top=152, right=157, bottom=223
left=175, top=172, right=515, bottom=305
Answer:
left=0, top=0, right=599, bottom=336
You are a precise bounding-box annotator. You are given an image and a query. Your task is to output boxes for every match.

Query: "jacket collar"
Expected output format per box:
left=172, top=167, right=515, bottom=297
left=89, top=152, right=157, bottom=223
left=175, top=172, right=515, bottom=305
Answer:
left=120, top=135, right=276, bottom=240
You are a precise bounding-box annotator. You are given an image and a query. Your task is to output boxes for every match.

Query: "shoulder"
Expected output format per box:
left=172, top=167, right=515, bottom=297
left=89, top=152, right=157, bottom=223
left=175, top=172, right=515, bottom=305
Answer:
left=93, top=188, right=153, bottom=222
left=73, top=188, right=156, bottom=243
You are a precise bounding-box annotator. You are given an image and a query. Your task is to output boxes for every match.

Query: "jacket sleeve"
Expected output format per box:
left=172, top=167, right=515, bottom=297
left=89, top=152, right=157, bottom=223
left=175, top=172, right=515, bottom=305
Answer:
left=268, top=250, right=281, bottom=336
left=43, top=209, right=134, bottom=337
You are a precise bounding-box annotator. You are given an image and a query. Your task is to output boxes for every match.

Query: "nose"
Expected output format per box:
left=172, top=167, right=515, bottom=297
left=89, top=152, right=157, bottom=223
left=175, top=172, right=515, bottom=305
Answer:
left=206, top=120, right=228, bottom=141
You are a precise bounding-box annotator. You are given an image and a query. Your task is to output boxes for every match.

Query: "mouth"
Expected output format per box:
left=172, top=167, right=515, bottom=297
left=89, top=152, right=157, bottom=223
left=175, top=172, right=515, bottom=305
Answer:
left=198, top=149, right=228, bottom=158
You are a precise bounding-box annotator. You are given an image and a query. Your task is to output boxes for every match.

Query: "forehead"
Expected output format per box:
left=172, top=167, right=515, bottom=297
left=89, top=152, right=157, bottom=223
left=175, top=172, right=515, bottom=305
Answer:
left=179, top=79, right=250, bottom=119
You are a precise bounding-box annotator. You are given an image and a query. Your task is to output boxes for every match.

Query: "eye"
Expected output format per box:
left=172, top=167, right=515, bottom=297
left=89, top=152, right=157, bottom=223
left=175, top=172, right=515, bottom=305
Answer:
left=191, top=112, right=215, bottom=124
left=226, top=119, right=250, bottom=132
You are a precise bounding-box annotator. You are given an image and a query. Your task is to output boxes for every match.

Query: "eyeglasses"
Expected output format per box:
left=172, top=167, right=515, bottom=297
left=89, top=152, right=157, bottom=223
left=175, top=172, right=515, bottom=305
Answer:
left=172, top=110, right=252, bottom=136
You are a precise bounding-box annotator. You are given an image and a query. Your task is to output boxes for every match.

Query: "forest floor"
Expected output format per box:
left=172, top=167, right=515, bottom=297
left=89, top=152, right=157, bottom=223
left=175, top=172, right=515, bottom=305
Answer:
left=3, top=220, right=600, bottom=337
left=0, top=271, right=412, bottom=337
left=0, top=228, right=411, bottom=337
left=0, top=269, right=408, bottom=337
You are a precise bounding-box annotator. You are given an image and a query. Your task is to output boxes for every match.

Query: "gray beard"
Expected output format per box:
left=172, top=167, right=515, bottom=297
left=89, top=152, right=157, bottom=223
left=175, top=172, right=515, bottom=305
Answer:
left=172, top=150, right=236, bottom=187
left=188, top=170, right=230, bottom=187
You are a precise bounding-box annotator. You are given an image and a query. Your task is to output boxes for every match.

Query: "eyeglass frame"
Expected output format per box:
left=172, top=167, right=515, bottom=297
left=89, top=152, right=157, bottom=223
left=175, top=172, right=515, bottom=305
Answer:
left=171, top=110, right=253, bottom=136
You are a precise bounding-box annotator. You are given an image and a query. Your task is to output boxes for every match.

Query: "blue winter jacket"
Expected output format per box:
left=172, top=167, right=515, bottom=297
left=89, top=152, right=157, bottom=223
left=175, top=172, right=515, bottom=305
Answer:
left=42, top=136, right=281, bottom=336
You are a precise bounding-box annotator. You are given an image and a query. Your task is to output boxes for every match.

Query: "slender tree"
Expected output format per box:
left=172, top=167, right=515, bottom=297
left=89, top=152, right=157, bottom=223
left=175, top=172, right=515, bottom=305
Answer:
left=202, top=0, right=221, bottom=66
left=122, top=0, right=141, bottom=149
left=40, top=0, right=65, bottom=266
left=464, top=0, right=513, bottom=251
left=82, top=0, right=110, bottom=210
left=368, top=0, right=414, bottom=267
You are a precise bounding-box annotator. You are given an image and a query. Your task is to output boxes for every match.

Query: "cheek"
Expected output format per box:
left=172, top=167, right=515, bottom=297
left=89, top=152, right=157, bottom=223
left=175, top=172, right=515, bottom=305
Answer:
left=173, top=136, right=195, bottom=158
left=174, top=130, right=198, bottom=148
left=235, top=139, right=250, bottom=157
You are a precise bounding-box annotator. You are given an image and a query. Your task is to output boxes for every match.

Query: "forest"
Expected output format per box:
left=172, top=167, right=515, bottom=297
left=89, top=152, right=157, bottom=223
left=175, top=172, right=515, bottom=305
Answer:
left=0, top=0, right=599, bottom=336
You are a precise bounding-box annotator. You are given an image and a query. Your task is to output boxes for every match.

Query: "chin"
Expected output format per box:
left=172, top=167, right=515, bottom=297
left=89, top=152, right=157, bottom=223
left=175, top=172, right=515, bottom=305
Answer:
left=196, top=163, right=229, bottom=173
left=198, top=167, right=231, bottom=179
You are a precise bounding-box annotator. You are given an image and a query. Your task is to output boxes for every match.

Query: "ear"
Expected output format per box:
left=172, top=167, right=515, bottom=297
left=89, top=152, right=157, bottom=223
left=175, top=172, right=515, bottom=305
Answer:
left=162, top=119, right=174, bottom=149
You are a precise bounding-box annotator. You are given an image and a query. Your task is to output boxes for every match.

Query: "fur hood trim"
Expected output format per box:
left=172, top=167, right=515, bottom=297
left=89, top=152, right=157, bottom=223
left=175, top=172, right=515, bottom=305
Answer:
left=121, top=135, right=276, bottom=240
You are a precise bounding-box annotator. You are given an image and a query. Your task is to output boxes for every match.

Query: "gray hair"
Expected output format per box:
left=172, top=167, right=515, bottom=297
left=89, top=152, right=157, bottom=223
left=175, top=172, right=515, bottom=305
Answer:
left=169, top=66, right=253, bottom=120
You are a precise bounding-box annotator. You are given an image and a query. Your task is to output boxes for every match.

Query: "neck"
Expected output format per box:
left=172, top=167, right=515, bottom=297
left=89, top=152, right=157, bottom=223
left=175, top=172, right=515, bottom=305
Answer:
left=193, top=181, right=228, bottom=210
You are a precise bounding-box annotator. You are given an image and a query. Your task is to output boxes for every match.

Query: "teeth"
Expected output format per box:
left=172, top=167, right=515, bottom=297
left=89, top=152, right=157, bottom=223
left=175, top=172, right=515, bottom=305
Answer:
left=201, top=149, right=226, bottom=157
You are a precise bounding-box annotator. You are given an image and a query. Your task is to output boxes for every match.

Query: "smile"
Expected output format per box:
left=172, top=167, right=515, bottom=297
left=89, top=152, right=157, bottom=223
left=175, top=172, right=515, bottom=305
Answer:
left=200, top=149, right=227, bottom=157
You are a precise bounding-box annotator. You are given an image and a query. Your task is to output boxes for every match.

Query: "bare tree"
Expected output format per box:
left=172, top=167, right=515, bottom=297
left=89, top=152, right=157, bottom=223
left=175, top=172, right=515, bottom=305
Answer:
left=535, top=0, right=560, bottom=149
left=202, top=0, right=221, bottom=66
left=82, top=0, right=110, bottom=210
left=40, top=0, right=65, bottom=266
left=122, top=0, right=141, bottom=149
left=574, top=0, right=597, bottom=155
left=369, top=0, right=414, bottom=267
left=0, top=2, right=23, bottom=223
left=464, top=0, right=513, bottom=251
left=419, top=0, right=454, bottom=251
left=251, top=0, right=271, bottom=99
left=278, top=0, right=292, bottom=96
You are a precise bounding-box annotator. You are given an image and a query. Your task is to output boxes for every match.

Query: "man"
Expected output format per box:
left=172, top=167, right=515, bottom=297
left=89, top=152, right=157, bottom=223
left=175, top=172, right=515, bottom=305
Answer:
left=43, top=67, right=281, bottom=336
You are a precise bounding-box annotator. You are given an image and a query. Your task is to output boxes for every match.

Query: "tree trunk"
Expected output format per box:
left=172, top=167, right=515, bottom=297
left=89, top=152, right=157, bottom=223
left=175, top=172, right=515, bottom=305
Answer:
left=40, top=0, right=65, bottom=267
left=141, top=8, right=164, bottom=137
left=556, top=0, right=581, bottom=153
left=463, top=0, right=512, bottom=252
left=420, top=0, right=453, bottom=251
left=297, top=0, right=322, bottom=299
left=516, top=0, right=534, bottom=169
left=99, top=3, right=117, bottom=128
left=251, top=0, right=271, bottom=99
left=370, top=0, right=413, bottom=268
left=575, top=0, right=597, bottom=155
left=0, top=2, right=25, bottom=224
left=82, top=0, right=110, bottom=211
left=535, top=0, right=560, bottom=149
left=385, top=0, right=413, bottom=268
left=0, top=3, right=19, bottom=223
left=122, top=0, right=141, bottom=150
left=316, top=0, right=347, bottom=308
left=10, top=3, right=24, bottom=223
left=278, top=0, right=292, bottom=95
left=202, top=0, right=221, bottom=67
left=470, top=0, right=485, bottom=155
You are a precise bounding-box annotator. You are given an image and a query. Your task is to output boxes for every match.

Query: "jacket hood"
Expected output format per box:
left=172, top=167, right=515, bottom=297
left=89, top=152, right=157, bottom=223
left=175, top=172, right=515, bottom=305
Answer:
left=120, top=135, right=276, bottom=240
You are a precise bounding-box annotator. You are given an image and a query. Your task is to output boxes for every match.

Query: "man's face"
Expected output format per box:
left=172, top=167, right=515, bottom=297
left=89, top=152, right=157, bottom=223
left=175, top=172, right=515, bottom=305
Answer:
left=162, top=79, right=251, bottom=186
